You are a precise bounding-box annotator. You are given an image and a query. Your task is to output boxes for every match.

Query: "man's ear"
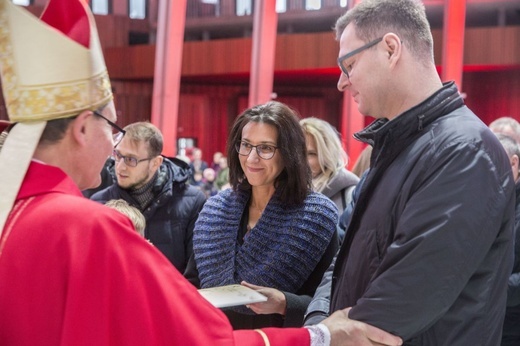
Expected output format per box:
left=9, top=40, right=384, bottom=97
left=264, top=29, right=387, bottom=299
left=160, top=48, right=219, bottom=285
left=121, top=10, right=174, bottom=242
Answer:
left=511, top=154, right=520, bottom=182
left=70, top=110, right=92, bottom=147
left=383, top=33, right=402, bottom=67
left=152, top=155, right=164, bottom=170
left=511, top=154, right=519, bottom=169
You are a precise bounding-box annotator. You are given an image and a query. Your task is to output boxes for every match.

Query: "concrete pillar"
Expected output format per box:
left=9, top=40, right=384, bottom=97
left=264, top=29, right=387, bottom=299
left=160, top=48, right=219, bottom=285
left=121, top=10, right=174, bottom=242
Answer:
left=151, top=0, right=187, bottom=156
left=442, top=0, right=466, bottom=91
left=248, top=0, right=278, bottom=107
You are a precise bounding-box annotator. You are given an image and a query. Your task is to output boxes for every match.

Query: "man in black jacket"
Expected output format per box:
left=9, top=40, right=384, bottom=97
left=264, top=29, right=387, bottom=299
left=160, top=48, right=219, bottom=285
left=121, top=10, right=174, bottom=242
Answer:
left=91, top=122, right=206, bottom=284
left=309, top=0, right=516, bottom=345
left=493, top=133, right=520, bottom=346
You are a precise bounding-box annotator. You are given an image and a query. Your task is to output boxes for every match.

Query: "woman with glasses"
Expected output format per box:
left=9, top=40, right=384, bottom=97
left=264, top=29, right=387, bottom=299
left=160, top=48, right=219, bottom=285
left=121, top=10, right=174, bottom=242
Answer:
left=191, top=101, right=339, bottom=329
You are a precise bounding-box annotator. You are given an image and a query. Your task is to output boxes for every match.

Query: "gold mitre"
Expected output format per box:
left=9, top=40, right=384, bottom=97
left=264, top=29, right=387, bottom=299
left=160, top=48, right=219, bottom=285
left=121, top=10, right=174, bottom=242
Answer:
left=0, top=0, right=113, bottom=121
left=0, top=0, right=113, bottom=234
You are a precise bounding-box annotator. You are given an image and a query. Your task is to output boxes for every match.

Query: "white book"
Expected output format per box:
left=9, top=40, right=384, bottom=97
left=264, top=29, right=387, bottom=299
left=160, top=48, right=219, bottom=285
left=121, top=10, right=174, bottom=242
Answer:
left=198, top=284, right=268, bottom=308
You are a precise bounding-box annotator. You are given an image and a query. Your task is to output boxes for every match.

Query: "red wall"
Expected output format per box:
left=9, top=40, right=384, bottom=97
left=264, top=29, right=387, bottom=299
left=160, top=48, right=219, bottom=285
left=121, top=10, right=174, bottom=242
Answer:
left=463, top=69, right=520, bottom=125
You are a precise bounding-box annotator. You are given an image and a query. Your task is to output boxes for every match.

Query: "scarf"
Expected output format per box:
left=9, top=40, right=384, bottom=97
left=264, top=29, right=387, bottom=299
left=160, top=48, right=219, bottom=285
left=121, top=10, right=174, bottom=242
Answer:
left=193, top=188, right=338, bottom=293
left=129, top=172, right=158, bottom=210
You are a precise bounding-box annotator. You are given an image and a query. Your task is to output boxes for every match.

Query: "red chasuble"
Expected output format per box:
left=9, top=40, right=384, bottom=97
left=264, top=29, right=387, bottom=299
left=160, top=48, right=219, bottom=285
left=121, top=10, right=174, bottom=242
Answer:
left=0, top=162, right=309, bottom=345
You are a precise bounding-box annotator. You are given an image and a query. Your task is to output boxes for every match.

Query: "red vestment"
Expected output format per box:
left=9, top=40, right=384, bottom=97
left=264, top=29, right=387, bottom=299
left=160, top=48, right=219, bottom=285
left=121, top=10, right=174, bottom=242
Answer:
left=0, top=162, right=309, bottom=345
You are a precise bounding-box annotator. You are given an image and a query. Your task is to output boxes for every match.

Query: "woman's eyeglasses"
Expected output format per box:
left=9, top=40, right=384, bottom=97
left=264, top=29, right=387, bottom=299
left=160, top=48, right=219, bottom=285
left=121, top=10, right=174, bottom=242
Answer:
left=235, top=141, right=278, bottom=160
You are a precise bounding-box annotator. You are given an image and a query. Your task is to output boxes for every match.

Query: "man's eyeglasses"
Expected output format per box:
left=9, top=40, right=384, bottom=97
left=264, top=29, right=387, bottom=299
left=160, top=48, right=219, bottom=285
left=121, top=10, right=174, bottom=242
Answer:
left=112, top=149, right=153, bottom=167
left=93, top=111, right=126, bottom=146
left=235, top=141, right=278, bottom=160
left=337, top=37, right=383, bottom=80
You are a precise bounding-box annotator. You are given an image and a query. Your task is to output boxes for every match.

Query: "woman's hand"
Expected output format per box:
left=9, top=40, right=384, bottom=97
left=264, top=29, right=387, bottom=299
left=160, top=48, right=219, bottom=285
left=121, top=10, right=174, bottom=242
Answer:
left=241, top=281, right=287, bottom=315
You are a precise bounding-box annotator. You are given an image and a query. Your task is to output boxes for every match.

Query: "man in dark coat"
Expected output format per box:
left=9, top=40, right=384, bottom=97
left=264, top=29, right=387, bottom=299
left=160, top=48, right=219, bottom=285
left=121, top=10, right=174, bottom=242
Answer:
left=321, top=0, right=515, bottom=345
left=493, top=133, right=520, bottom=346
left=91, top=122, right=206, bottom=283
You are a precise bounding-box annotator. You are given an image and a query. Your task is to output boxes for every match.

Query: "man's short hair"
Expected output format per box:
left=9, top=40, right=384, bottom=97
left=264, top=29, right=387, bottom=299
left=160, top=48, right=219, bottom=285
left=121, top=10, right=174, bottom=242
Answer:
left=39, top=104, right=109, bottom=145
left=489, top=117, right=520, bottom=144
left=335, top=0, right=434, bottom=64
left=495, top=133, right=520, bottom=160
left=122, top=122, right=163, bottom=157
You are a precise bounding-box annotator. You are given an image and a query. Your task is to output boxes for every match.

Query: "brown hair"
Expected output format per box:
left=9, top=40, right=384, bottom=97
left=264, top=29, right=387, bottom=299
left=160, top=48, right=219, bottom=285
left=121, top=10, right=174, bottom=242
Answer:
left=122, top=122, right=163, bottom=157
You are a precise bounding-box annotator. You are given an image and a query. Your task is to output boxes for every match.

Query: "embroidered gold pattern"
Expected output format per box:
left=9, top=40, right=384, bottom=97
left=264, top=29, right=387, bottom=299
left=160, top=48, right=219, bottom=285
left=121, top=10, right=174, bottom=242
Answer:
left=0, top=1, right=112, bottom=122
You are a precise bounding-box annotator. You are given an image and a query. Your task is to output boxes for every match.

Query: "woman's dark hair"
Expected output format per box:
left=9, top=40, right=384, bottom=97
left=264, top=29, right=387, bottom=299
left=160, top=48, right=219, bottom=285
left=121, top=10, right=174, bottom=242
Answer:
left=227, top=101, right=311, bottom=206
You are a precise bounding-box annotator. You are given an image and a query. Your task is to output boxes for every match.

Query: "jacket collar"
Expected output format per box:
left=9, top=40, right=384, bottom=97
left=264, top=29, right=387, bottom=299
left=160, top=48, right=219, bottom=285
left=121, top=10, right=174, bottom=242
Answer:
left=337, top=82, right=465, bottom=272
left=354, top=81, right=464, bottom=148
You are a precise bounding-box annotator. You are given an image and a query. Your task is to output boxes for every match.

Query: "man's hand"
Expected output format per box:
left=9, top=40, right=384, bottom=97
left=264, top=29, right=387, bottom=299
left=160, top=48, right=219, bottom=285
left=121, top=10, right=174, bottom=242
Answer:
left=241, top=281, right=287, bottom=315
left=321, top=308, right=403, bottom=346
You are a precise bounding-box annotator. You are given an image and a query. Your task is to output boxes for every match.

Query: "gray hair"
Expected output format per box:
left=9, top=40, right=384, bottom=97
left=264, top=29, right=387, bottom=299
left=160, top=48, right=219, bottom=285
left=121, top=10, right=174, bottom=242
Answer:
left=495, top=133, right=520, bottom=159
left=489, top=117, right=520, bottom=144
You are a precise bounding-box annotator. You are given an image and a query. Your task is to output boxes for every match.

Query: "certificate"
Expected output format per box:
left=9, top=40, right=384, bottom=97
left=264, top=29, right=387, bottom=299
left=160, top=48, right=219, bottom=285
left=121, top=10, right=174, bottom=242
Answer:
left=198, top=284, right=268, bottom=308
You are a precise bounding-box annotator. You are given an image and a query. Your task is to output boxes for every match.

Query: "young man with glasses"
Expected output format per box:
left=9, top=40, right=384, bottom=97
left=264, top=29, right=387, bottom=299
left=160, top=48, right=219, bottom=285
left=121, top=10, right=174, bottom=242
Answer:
left=91, top=121, right=207, bottom=283
left=305, top=0, right=515, bottom=345
left=81, top=111, right=126, bottom=198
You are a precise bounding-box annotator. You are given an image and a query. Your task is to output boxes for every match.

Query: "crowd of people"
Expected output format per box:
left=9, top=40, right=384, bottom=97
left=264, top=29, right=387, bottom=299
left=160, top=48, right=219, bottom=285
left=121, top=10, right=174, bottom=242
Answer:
left=184, top=149, right=230, bottom=198
left=0, top=0, right=519, bottom=345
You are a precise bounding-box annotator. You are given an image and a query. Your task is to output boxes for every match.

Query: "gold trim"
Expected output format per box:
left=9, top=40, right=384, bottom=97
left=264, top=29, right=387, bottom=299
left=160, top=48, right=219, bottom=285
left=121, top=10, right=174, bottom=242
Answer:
left=0, top=121, right=46, bottom=237
left=0, top=0, right=113, bottom=122
left=254, top=329, right=271, bottom=346
left=0, top=197, right=33, bottom=258
left=6, top=71, right=113, bottom=121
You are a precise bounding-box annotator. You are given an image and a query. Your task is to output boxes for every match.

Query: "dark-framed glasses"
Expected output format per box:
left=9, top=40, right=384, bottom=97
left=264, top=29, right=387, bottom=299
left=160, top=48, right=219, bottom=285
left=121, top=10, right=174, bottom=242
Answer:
left=235, top=141, right=278, bottom=160
left=337, top=37, right=383, bottom=79
left=93, top=111, right=126, bottom=146
left=112, top=149, right=153, bottom=167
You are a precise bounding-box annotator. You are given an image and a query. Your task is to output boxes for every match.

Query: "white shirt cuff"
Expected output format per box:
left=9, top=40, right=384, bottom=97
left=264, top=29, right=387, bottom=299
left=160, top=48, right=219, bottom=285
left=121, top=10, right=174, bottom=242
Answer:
left=305, top=323, right=331, bottom=346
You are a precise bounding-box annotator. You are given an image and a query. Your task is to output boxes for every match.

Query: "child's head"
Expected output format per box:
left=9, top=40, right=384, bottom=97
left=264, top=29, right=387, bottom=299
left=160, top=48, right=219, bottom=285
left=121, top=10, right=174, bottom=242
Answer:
left=203, top=167, right=216, bottom=182
left=193, top=171, right=203, bottom=183
left=105, top=199, right=146, bottom=237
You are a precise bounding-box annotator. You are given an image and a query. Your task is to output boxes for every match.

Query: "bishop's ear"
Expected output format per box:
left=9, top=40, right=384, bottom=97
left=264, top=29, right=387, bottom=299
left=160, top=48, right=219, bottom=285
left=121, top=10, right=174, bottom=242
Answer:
left=69, top=110, right=92, bottom=146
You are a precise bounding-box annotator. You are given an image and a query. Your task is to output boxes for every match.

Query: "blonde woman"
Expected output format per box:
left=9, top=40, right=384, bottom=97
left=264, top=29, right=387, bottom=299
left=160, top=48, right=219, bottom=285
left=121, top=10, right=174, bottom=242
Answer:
left=300, top=117, right=359, bottom=213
